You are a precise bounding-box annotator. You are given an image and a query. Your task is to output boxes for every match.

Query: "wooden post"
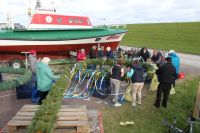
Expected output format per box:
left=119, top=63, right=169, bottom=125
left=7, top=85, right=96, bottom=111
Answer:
left=193, top=83, right=200, bottom=118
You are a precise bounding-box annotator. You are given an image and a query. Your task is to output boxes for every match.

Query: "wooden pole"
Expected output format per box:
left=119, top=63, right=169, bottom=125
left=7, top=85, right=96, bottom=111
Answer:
left=193, top=83, right=200, bottom=118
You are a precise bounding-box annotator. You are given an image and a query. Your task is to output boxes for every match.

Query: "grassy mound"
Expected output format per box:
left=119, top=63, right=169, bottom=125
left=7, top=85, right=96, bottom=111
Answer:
left=102, top=76, right=200, bottom=133
left=122, top=22, right=200, bottom=55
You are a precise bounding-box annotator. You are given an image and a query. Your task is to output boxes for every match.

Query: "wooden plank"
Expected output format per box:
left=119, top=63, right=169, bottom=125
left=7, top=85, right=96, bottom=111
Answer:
left=61, top=105, right=86, bottom=109
left=193, top=83, right=200, bottom=118
left=12, top=116, right=33, bottom=121
left=56, top=121, right=87, bottom=127
left=57, top=112, right=87, bottom=117
left=16, top=112, right=35, bottom=116
left=57, top=116, right=87, bottom=121
left=6, top=105, right=90, bottom=133
left=59, top=108, right=86, bottom=112
left=21, top=105, right=40, bottom=109
left=7, top=120, right=31, bottom=126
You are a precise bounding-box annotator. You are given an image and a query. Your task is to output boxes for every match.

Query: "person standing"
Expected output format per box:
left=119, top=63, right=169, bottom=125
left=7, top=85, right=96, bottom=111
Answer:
left=28, top=50, right=38, bottom=89
left=168, top=50, right=180, bottom=79
left=106, top=47, right=114, bottom=59
left=139, top=47, right=151, bottom=62
left=89, top=45, right=97, bottom=59
left=28, top=50, right=38, bottom=75
left=151, top=49, right=163, bottom=67
left=110, top=59, right=124, bottom=107
left=77, top=49, right=86, bottom=61
left=36, top=57, right=60, bottom=105
left=154, top=57, right=176, bottom=108
left=131, top=60, right=145, bottom=107
left=98, top=46, right=105, bottom=58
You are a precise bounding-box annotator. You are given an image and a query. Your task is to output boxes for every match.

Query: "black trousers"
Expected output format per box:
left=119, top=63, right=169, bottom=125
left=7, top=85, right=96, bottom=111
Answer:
left=37, top=91, right=49, bottom=105
left=155, top=83, right=172, bottom=108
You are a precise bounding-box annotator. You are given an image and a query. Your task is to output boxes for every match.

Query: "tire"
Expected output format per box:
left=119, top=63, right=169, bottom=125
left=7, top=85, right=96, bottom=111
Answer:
left=9, top=59, right=24, bottom=69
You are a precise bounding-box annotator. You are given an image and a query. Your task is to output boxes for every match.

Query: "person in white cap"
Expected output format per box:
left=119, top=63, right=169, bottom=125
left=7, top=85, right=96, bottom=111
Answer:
left=36, top=57, right=60, bottom=105
left=106, top=46, right=114, bottom=59
left=168, top=50, right=180, bottom=87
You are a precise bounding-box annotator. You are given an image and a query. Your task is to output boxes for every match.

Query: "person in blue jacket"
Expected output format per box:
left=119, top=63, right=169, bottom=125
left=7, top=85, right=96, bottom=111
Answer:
left=168, top=50, right=180, bottom=87
left=168, top=50, right=180, bottom=75
left=36, top=57, right=60, bottom=105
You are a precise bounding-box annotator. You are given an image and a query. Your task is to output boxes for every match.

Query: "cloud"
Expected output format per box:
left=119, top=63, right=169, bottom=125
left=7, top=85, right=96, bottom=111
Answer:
left=0, top=0, right=199, bottom=26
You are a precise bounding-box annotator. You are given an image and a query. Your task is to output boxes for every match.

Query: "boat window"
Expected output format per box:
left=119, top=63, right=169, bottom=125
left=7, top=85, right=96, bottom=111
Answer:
left=74, top=18, right=79, bottom=24
left=57, top=18, right=62, bottom=23
left=69, top=19, right=73, bottom=23
left=79, top=19, right=83, bottom=23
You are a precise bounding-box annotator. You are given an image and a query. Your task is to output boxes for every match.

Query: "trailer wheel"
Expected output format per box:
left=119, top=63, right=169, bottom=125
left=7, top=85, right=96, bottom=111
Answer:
left=9, top=59, right=24, bottom=69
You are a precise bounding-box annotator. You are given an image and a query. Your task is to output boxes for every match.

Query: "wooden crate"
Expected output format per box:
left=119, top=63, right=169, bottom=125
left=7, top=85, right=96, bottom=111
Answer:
left=6, top=105, right=90, bottom=133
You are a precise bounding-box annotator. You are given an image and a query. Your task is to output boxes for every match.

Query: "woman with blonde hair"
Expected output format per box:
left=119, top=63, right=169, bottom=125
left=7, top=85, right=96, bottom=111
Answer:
left=36, top=57, right=60, bottom=104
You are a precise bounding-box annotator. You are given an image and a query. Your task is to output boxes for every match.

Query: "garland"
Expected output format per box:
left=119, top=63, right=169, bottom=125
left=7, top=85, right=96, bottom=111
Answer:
left=0, top=67, right=32, bottom=91
left=27, top=64, right=72, bottom=133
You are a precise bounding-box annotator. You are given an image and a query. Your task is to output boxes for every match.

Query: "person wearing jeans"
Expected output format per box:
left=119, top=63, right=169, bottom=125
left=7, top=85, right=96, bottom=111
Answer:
left=110, top=59, right=124, bottom=107
left=131, top=60, right=145, bottom=107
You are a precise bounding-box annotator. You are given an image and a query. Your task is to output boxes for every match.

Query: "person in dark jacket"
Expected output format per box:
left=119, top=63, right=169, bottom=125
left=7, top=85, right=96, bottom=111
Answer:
left=154, top=57, right=176, bottom=108
left=110, top=59, right=124, bottom=107
left=139, top=47, right=150, bottom=62
left=98, top=46, right=105, bottom=58
left=89, top=46, right=97, bottom=59
left=131, top=60, right=145, bottom=107
left=151, top=49, right=163, bottom=67
left=106, top=47, right=114, bottom=59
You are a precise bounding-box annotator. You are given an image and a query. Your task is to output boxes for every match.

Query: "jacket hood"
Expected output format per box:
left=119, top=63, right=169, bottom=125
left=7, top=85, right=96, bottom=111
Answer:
left=169, top=53, right=177, bottom=57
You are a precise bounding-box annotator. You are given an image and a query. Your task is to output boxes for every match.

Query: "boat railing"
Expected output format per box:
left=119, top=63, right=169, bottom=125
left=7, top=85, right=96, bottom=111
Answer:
left=95, top=24, right=127, bottom=29
left=107, top=24, right=127, bottom=29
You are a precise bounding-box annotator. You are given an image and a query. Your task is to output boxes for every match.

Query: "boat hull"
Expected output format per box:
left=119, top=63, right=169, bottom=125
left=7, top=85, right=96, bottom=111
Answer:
left=0, top=32, right=126, bottom=60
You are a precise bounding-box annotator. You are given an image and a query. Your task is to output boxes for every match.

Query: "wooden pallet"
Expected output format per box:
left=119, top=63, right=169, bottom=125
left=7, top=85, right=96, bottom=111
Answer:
left=6, top=104, right=90, bottom=133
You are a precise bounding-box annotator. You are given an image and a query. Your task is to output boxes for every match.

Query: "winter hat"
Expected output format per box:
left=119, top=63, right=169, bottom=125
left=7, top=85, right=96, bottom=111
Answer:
left=30, top=50, right=36, bottom=55
left=106, top=47, right=111, bottom=51
left=168, top=50, right=175, bottom=54
left=41, top=57, right=51, bottom=64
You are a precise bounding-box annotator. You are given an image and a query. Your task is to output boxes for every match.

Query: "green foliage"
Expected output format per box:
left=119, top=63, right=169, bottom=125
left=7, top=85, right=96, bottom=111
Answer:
left=102, top=76, right=200, bottom=133
left=0, top=67, right=32, bottom=91
left=122, top=22, right=200, bottom=55
left=27, top=64, right=72, bottom=133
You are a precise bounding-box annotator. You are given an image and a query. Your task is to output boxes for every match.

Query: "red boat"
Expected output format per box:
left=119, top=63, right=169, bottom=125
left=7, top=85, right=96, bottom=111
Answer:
left=0, top=0, right=127, bottom=66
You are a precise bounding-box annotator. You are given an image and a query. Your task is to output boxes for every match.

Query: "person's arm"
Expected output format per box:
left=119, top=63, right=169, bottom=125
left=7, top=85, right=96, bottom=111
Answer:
left=127, top=69, right=134, bottom=78
left=46, top=67, right=60, bottom=80
left=121, top=68, right=124, bottom=77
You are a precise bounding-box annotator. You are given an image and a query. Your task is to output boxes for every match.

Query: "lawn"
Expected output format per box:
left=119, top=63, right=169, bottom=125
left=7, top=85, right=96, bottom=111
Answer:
left=101, top=76, right=200, bottom=133
left=121, top=22, right=200, bottom=55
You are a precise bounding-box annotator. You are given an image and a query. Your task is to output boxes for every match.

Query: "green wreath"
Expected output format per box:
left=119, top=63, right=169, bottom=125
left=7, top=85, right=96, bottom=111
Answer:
left=0, top=67, right=32, bottom=91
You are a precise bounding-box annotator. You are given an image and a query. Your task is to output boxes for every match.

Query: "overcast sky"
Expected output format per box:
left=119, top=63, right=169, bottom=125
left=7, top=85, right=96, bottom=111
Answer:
left=0, top=0, right=200, bottom=26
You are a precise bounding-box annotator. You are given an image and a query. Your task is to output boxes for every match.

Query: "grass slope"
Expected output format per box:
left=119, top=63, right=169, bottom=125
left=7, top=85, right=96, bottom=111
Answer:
left=121, top=22, right=200, bottom=55
left=101, top=76, right=200, bottom=133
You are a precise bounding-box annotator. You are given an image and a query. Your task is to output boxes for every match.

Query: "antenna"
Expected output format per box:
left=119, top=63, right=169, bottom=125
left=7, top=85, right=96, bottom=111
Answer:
left=35, top=0, right=41, bottom=10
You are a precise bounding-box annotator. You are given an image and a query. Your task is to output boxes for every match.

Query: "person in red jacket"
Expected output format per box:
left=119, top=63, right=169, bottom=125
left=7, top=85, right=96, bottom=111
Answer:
left=77, top=49, right=86, bottom=61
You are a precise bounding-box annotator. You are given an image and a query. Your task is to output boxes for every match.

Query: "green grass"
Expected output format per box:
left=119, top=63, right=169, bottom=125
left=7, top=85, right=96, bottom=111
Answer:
left=121, top=22, right=200, bottom=55
left=101, top=76, right=200, bottom=133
